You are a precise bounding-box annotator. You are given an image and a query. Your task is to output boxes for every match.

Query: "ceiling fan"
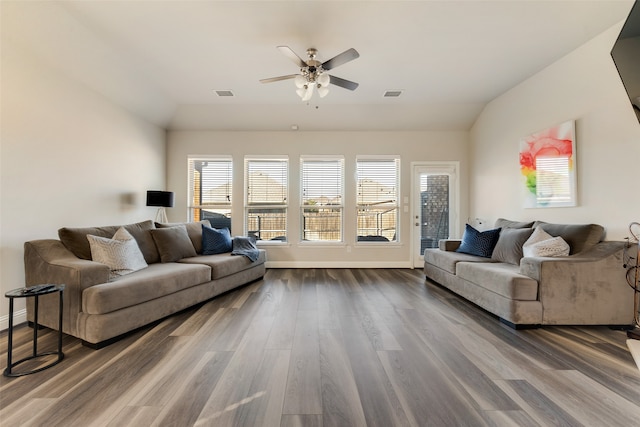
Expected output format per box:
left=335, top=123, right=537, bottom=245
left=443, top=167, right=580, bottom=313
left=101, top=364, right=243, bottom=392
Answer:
left=260, top=46, right=360, bottom=101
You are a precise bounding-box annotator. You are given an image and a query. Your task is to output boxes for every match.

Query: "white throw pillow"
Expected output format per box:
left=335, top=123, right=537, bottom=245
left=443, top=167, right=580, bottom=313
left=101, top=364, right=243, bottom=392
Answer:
left=87, top=227, right=148, bottom=279
left=523, top=227, right=570, bottom=257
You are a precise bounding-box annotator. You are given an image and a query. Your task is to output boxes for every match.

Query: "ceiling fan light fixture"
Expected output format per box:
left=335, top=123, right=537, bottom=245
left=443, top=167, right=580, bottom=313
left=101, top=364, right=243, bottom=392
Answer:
left=317, top=86, right=329, bottom=98
left=296, top=87, right=307, bottom=98
left=318, top=73, right=330, bottom=87
left=294, top=75, right=307, bottom=89
left=302, top=85, right=314, bottom=101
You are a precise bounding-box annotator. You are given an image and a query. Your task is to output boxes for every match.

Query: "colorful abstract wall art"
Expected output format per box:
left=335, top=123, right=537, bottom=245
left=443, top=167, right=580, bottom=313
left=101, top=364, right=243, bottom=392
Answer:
left=519, top=120, right=576, bottom=208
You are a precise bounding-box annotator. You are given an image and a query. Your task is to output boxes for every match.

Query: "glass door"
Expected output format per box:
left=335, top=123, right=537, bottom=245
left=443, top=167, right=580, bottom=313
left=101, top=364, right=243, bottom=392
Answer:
left=412, top=163, right=458, bottom=267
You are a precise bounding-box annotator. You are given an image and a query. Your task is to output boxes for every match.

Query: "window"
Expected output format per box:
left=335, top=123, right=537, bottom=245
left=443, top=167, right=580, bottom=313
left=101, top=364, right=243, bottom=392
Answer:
left=245, top=157, right=288, bottom=242
left=356, top=157, right=400, bottom=242
left=301, top=156, right=344, bottom=242
left=188, top=157, right=232, bottom=230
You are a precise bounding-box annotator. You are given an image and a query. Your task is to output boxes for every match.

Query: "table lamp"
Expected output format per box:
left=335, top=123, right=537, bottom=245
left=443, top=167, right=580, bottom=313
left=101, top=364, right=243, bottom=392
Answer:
left=146, top=191, right=174, bottom=223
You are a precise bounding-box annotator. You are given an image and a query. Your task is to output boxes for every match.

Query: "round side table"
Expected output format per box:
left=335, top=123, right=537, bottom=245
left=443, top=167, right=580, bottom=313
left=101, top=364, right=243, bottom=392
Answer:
left=4, top=284, right=65, bottom=377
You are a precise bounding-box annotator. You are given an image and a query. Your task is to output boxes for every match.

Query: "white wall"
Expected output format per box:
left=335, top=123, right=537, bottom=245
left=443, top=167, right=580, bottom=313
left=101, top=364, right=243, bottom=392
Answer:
left=167, top=130, right=469, bottom=267
left=0, top=40, right=166, bottom=328
left=470, top=22, right=640, bottom=240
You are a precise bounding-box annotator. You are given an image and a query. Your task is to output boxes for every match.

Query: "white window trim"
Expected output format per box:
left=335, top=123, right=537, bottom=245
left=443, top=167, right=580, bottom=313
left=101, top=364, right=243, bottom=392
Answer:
left=355, top=155, right=401, bottom=245
left=187, top=155, right=233, bottom=222
left=244, top=156, right=289, bottom=243
left=300, top=155, right=345, bottom=243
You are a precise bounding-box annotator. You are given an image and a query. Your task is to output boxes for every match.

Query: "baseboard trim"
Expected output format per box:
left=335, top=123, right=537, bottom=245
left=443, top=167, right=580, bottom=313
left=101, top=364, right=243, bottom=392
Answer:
left=0, top=308, right=27, bottom=332
left=265, top=261, right=414, bottom=269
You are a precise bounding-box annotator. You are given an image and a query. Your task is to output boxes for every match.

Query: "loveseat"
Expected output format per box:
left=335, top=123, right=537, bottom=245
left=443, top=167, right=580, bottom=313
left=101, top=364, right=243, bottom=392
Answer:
left=24, top=220, right=266, bottom=348
left=424, top=218, right=634, bottom=328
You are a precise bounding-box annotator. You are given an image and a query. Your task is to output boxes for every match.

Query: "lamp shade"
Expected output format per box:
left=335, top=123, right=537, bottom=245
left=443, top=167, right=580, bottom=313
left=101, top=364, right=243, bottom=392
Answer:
left=146, top=191, right=174, bottom=207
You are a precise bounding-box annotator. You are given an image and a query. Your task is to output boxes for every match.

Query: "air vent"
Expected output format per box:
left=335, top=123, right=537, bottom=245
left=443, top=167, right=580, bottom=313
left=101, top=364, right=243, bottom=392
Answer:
left=383, top=90, right=403, bottom=98
left=215, top=90, right=235, bottom=97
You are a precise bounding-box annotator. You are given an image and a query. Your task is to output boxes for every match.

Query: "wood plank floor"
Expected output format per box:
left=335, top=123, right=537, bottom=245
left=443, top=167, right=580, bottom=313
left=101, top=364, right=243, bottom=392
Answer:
left=1, top=268, right=639, bottom=426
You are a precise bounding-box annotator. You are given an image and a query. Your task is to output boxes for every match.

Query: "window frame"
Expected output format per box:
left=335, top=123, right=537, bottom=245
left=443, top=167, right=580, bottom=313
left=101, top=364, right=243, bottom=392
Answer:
left=244, top=156, right=289, bottom=244
left=187, top=156, right=233, bottom=228
left=355, top=156, right=401, bottom=244
left=300, top=155, right=345, bottom=244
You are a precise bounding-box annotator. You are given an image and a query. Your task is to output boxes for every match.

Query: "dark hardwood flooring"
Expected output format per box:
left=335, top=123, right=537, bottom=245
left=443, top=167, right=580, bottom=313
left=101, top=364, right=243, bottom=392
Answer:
left=1, top=268, right=639, bottom=426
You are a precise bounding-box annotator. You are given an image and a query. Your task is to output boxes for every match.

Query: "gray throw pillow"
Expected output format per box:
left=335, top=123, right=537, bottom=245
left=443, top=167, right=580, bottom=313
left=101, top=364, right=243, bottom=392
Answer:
left=491, top=227, right=534, bottom=265
left=150, top=226, right=197, bottom=263
left=535, top=222, right=604, bottom=254
left=156, top=220, right=211, bottom=254
left=494, top=218, right=535, bottom=229
left=59, top=220, right=159, bottom=264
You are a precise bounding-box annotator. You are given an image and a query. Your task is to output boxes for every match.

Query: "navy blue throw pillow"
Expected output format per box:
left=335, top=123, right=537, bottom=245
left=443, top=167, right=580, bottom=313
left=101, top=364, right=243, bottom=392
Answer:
left=456, top=224, right=501, bottom=258
left=202, top=224, right=232, bottom=255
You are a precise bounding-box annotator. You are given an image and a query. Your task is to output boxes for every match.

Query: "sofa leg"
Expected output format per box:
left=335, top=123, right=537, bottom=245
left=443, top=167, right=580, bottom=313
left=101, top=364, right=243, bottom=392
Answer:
left=499, top=318, right=541, bottom=330
left=81, top=337, right=118, bottom=350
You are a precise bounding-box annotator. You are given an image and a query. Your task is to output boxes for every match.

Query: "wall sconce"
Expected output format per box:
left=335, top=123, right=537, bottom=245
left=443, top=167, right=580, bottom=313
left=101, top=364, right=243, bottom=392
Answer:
left=146, top=191, right=174, bottom=223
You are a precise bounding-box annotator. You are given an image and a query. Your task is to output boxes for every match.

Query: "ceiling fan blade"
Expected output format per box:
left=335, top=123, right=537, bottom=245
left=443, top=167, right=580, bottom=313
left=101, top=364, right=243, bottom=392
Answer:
left=322, top=48, right=359, bottom=71
left=329, top=75, right=359, bottom=91
left=259, top=74, right=299, bottom=84
left=277, top=46, right=306, bottom=68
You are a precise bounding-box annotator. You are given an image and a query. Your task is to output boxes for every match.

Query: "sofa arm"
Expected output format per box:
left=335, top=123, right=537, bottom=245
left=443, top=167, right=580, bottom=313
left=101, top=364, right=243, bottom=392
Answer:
left=438, top=239, right=462, bottom=252
left=519, top=241, right=634, bottom=325
left=24, top=240, right=110, bottom=336
left=519, top=241, right=625, bottom=280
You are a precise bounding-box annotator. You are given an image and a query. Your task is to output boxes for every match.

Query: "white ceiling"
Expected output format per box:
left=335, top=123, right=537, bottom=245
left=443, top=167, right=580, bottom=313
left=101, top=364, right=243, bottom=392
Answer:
left=2, top=0, right=634, bottom=131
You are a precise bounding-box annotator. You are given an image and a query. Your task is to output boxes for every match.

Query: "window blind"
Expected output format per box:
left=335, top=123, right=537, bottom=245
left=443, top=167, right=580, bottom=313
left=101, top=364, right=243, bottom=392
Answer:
left=187, top=157, right=233, bottom=223
left=301, top=157, right=344, bottom=206
left=188, top=158, right=233, bottom=207
left=356, top=158, right=399, bottom=206
left=246, top=159, right=288, bottom=205
left=356, top=157, right=399, bottom=242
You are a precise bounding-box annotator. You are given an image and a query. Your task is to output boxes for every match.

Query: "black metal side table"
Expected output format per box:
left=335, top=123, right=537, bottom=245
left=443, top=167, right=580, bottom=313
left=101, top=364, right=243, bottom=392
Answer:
left=4, top=284, right=65, bottom=377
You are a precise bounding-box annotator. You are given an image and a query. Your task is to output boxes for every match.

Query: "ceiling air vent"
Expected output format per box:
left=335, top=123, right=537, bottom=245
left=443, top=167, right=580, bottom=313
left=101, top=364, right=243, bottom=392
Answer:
left=215, top=90, right=235, bottom=97
left=383, top=90, right=403, bottom=98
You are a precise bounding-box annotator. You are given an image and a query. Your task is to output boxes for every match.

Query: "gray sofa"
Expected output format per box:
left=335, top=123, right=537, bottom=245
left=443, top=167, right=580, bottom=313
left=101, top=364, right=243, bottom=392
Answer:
left=24, top=220, right=266, bottom=348
left=424, top=218, right=635, bottom=328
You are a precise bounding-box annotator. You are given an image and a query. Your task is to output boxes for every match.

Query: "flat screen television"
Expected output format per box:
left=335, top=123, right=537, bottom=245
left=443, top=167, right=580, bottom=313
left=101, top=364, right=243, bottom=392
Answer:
left=611, top=0, right=640, bottom=124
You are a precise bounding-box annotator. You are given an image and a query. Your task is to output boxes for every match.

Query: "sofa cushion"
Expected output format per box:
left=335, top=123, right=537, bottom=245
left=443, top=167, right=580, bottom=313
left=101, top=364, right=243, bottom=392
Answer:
left=456, top=224, right=501, bottom=258
left=180, top=249, right=266, bottom=280
left=424, top=248, right=496, bottom=275
left=533, top=222, right=604, bottom=255
left=59, top=220, right=159, bottom=264
left=156, top=220, right=211, bottom=254
left=87, top=227, right=148, bottom=279
left=456, top=262, right=538, bottom=301
left=494, top=218, right=535, bottom=229
left=491, top=228, right=534, bottom=265
left=150, top=226, right=198, bottom=263
left=82, top=262, right=212, bottom=315
left=202, top=225, right=232, bottom=255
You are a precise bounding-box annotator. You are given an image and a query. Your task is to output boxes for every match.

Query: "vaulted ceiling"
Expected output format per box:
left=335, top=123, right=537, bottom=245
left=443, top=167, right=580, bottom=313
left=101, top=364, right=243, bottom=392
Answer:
left=2, top=1, right=634, bottom=131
